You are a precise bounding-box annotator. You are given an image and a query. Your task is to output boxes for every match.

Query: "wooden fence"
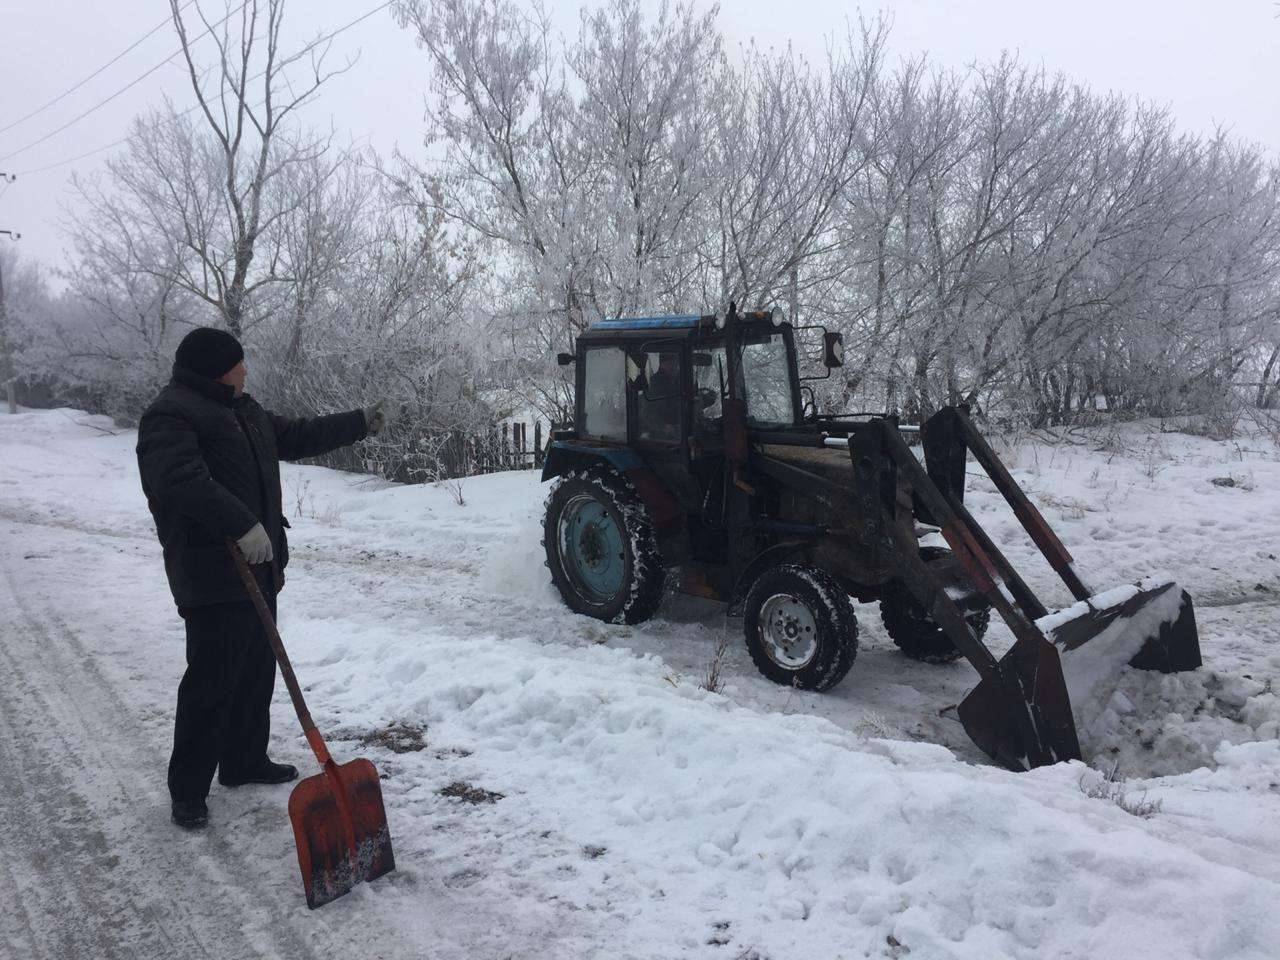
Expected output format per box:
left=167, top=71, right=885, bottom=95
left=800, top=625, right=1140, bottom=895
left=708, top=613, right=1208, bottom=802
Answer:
left=436, top=420, right=547, bottom=477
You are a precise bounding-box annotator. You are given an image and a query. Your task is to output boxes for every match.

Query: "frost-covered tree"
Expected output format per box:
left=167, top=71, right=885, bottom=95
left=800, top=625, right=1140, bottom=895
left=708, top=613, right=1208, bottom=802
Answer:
left=66, top=0, right=346, bottom=345
left=706, top=21, right=886, bottom=318
left=0, top=247, right=56, bottom=412
left=394, top=0, right=730, bottom=423
left=569, top=0, right=723, bottom=315
left=258, top=167, right=487, bottom=480
left=20, top=0, right=1280, bottom=448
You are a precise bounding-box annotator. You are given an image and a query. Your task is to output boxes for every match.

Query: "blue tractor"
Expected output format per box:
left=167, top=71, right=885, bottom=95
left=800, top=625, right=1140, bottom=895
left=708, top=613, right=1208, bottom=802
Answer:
left=540, top=305, right=1201, bottom=769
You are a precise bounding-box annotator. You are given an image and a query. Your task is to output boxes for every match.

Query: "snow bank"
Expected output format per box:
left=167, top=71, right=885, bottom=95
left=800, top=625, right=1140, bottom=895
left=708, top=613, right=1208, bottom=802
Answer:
left=1082, top=668, right=1280, bottom=777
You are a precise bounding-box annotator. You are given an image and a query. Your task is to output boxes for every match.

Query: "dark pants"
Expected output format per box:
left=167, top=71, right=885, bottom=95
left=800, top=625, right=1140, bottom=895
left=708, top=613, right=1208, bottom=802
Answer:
left=168, top=591, right=278, bottom=802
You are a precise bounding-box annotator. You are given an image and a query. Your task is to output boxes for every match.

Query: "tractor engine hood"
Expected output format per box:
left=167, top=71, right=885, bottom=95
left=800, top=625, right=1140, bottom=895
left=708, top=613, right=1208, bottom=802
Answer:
left=758, top=442, right=855, bottom=483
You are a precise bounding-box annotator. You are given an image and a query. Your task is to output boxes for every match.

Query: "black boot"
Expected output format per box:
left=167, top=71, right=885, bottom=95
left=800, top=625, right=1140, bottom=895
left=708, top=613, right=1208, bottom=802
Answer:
left=172, top=798, right=209, bottom=829
left=219, top=759, right=299, bottom=787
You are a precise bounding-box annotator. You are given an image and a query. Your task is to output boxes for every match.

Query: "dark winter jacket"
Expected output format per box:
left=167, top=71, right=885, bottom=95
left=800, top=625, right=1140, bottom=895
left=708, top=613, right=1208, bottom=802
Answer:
left=136, top=366, right=368, bottom=609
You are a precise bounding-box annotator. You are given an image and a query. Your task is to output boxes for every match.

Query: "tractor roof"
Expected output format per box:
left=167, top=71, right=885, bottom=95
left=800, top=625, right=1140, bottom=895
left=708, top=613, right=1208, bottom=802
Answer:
left=590, top=314, right=714, bottom=332
left=581, top=310, right=781, bottom=341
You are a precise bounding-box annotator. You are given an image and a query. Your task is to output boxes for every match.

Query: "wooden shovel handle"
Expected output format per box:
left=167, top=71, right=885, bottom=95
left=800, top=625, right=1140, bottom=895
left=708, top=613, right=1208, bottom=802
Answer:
left=227, top=541, right=331, bottom=765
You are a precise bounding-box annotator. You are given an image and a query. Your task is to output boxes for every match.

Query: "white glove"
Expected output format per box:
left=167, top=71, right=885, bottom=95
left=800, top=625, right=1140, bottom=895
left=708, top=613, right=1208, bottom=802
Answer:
left=236, top=522, right=274, bottom=564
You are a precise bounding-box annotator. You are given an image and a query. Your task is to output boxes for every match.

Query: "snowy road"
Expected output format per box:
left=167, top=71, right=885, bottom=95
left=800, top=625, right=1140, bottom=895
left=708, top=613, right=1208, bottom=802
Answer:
left=0, top=527, right=337, bottom=959
left=3, top=408, right=1280, bottom=959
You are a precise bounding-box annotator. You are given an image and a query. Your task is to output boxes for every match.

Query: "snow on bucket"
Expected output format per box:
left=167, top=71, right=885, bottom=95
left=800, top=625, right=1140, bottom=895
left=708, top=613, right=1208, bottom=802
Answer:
left=1040, top=577, right=1200, bottom=739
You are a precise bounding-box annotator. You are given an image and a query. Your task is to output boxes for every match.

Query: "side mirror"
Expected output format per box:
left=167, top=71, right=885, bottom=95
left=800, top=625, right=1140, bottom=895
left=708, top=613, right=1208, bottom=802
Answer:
left=556, top=352, right=576, bottom=366
left=823, top=331, right=844, bottom=369
left=691, top=352, right=714, bottom=368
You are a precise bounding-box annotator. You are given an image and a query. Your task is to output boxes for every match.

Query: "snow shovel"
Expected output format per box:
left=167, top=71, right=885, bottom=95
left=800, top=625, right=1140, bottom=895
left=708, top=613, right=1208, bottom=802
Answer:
left=229, top=543, right=396, bottom=909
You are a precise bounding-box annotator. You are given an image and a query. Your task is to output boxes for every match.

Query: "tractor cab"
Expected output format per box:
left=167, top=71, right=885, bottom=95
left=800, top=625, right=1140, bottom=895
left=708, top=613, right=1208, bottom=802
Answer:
left=565, top=311, right=807, bottom=458
left=552, top=311, right=835, bottom=566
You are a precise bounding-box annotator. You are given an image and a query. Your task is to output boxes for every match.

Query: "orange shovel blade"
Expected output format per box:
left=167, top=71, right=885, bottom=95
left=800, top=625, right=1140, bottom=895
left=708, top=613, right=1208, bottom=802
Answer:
left=288, top=758, right=395, bottom=909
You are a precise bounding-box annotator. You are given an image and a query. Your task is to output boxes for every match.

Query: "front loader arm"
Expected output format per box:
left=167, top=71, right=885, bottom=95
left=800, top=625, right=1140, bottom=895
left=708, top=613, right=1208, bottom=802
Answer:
left=878, top=423, right=1083, bottom=768
left=920, top=406, right=1201, bottom=675
left=924, top=406, right=1092, bottom=601
left=877, top=407, right=1201, bottom=769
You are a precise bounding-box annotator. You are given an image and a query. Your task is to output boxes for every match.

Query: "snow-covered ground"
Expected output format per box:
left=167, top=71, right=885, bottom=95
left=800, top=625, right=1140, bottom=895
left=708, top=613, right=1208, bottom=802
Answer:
left=1, top=407, right=1278, bottom=960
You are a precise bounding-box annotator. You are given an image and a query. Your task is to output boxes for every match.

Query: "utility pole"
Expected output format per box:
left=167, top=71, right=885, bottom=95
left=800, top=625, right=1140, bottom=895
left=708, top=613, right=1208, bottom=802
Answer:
left=0, top=228, right=21, bottom=414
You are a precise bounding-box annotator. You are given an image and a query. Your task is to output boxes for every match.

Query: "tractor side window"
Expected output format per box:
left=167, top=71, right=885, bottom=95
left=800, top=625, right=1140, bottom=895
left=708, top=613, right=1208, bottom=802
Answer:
left=741, top=337, right=795, bottom=427
left=636, top=350, right=683, bottom=443
left=581, top=347, right=627, bottom=440
left=692, top=346, right=727, bottom=443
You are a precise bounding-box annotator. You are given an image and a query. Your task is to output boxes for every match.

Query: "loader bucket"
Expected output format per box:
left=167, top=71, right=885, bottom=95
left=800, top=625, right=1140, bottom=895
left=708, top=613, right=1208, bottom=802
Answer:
left=959, top=577, right=1201, bottom=770
left=957, top=629, right=1082, bottom=770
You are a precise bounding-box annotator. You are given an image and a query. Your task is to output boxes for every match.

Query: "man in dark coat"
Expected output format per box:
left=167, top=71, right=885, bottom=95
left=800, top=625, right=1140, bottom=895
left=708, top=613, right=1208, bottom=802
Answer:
left=136, top=327, right=388, bottom=829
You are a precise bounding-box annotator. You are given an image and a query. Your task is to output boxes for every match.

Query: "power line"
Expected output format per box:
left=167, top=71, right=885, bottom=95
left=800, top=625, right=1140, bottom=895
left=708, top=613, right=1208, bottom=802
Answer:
left=14, top=0, right=397, bottom=177
left=0, top=1, right=198, bottom=138
left=14, top=139, right=131, bottom=177
left=0, top=0, right=252, bottom=165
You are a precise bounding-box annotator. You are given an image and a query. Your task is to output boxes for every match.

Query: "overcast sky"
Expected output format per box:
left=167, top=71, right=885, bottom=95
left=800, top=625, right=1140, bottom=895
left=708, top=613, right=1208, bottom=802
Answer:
left=1, top=0, right=1277, bottom=273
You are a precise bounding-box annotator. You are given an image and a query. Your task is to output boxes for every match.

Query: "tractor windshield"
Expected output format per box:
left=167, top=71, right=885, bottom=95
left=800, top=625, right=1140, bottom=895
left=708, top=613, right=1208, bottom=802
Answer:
left=739, top=332, right=796, bottom=427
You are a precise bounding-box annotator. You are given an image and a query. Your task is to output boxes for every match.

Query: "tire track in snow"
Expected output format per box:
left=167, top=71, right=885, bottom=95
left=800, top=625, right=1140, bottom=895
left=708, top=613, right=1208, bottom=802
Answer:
left=0, top=550, right=344, bottom=960
left=0, top=568, right=224, bottom=958
left=0, top=501, right=150, bottom=543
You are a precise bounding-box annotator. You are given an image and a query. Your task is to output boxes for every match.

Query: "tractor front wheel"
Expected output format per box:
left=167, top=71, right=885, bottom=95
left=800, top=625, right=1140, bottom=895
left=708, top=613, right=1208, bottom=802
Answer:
left=543, top=469, right=666, bottom=625
left=879, top=580, right=991, bottom=664
left=743, top=565, right=858, bottom=691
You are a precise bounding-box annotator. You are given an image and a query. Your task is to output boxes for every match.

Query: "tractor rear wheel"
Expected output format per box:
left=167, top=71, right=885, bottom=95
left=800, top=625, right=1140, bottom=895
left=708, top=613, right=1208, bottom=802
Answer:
left=743, top=565, right=858, bottom=691
left=879, top=580, right=991, bottom=664
left=543, top=469, right=666, bottom=625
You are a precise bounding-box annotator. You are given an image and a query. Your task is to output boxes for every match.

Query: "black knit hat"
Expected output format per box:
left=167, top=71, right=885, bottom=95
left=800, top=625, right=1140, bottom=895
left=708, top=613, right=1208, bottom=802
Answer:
left=174, top=327, right=245, bottom=380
